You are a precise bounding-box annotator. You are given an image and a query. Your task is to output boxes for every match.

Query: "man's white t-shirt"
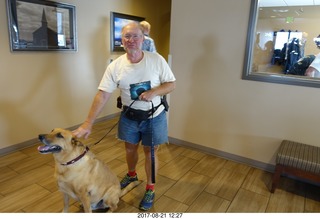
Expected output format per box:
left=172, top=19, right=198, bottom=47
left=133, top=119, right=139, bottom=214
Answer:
left=98, top=51, right=176, bottom=117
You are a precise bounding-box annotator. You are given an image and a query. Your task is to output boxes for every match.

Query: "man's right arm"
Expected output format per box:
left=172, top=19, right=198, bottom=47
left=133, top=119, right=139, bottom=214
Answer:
left=73, top=90, right=112, bottom=139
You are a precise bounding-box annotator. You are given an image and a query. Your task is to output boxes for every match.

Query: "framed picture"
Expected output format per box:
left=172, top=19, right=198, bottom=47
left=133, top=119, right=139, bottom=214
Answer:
left=110, top=12, right=145, bottom=52
left=6, top=0, right=77, bottom=51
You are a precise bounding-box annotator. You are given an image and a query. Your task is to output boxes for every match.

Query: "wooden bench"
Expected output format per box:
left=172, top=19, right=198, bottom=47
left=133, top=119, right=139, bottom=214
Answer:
left=271, top=140, right=320, bottom=193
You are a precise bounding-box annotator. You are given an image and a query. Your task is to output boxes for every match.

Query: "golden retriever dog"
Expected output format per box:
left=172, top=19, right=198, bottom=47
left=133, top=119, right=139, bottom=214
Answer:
left=38, top=128, right=139, bottom=213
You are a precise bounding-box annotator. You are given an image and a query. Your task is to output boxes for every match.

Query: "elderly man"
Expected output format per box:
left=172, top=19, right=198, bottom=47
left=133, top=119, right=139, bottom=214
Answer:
left=73, top=22, right=176, bottom=211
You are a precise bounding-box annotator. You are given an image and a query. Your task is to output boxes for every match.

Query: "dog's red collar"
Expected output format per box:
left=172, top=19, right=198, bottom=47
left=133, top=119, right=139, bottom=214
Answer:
left=61, top=146, right=89, bottom=166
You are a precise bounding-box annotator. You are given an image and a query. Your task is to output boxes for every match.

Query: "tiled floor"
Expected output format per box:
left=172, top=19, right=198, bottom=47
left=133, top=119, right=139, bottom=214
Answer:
left=0, top=116, right=320, bottom=213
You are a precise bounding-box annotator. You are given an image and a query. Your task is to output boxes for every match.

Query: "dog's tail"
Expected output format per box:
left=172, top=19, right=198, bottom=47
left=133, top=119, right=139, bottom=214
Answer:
left=120, top=180, right=142, bottom=197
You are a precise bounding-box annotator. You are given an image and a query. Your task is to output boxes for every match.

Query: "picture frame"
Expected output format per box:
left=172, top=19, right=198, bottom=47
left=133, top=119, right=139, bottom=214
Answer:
left=110, top=12, right=145, bottom=52
left=6, top=0, right=77, bottom=52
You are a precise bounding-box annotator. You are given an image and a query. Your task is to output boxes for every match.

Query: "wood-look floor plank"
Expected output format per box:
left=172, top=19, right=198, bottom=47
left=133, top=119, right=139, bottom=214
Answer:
left=180, top=147, right=206, bottom=161
left=115, top=200, right=139, bottom=212
left=95, top=144, right=125, bottom=163
left=157, top=143, right=185, bottom=163
left=266, top=183, right=305, bottom=212
left=223, top=160, right=251, bottom=175
left=8, top=153, right=53, bottom=174
left=0, top=165, right=54, bottom=196
left=0, top=166, right=18, bottom=183
left=191, top=155, right=227, bottom=177
left=187, top=191, right=230, bottom=212
left=22, top=190, right=79, bottom=213
left=0, top=151, right=28, bottom=168
left=152, top=195, right=189, bottom=212
left=153, top=175, right=177, bottom=199
left=0, top=184, right=51, bottom=212
left=305, top=198, right=320, bottom=212
left=205, top=167, right=247, bottom=201
left=227, top=188, right=269, bottom=212
left=106, top=158, right=128, bottom=176
left=37, top=174, right=59, bottom=193
left=164, top=171, right=211, bottom=205
left=158, top=155, right=198, bottom=181
left=241, top=168, right=272, bottom=197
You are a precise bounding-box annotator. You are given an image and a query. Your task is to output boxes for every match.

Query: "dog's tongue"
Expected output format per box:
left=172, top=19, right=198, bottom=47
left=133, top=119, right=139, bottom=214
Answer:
left=38, top=145, right=61, bottom=154
left=38, top=145, right=51, bottom=153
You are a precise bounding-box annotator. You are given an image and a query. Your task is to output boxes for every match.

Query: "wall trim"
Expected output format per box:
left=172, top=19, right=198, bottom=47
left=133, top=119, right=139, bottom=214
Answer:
left=0, top=113, right=120, bottom=156
left=168, top=137, right=275, bottom=173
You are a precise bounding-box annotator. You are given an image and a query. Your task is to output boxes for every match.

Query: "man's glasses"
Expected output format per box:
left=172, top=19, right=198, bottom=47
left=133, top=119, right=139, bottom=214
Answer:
left=123, top=34, right=142, bottom=41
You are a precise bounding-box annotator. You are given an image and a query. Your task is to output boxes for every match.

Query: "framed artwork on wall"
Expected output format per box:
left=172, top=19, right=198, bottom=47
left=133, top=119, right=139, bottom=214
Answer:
left=110, top=12, right=145, bottom=52
left=6, top=0, right=77, bottom=51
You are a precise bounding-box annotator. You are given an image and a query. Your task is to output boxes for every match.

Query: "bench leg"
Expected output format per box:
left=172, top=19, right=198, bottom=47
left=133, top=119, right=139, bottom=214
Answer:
left=271, top=164, right=283, bottom=193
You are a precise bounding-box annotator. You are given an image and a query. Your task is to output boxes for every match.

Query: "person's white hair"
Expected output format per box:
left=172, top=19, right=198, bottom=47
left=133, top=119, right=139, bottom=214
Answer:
left=140, top=21, right=151, bottom=35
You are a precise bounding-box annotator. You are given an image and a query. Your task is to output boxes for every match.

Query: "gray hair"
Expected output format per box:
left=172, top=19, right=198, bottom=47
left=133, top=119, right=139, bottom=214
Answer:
left=121, top=22, right=144, bottom=37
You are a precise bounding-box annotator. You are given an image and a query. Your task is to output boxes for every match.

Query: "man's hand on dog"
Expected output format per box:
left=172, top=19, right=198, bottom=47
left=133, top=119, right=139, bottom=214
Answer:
left=72, top=122, right=92, bottom=139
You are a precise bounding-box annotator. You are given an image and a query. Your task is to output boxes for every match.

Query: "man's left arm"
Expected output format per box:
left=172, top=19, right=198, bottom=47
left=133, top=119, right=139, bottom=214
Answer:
left=139, top=81, right=176, bottom=102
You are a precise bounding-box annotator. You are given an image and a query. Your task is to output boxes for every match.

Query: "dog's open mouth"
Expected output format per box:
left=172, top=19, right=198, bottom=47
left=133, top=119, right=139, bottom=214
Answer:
left=38, top=145, right=62, bottom=154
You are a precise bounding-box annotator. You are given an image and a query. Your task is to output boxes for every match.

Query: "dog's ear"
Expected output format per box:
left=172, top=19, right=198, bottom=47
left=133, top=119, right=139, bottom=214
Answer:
left=71, top=137, right=84, bottom=147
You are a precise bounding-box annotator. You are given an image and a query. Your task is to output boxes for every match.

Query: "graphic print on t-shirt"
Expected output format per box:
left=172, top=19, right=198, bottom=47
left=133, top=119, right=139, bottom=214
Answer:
left=129, top=81, right=151, bottom=100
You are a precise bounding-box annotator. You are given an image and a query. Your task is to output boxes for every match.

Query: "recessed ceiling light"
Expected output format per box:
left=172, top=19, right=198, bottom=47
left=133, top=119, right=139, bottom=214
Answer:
left=273, top=9, right=289, bottom=13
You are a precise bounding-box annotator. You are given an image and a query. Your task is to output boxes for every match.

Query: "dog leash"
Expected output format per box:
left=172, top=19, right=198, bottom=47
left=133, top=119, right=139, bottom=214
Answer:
left=90, top=121, right=118, bottom=147
left=150, top=101, right=156, bottom=184
left=89, top=100, right=137, bottom=147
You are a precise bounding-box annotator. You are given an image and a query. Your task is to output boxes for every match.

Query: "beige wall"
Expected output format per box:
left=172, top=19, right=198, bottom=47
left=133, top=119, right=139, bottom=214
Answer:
left=169, top=0, right=320, bottom=166
left=0, top=0, right=171, bottom=150
left=3, top=0, right=320, bottom=169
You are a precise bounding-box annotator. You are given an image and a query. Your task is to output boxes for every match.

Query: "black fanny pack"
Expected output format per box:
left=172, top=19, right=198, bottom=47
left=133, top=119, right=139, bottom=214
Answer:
left=123, top=106, right=154, bottom=121
left=120, top=96, right=169, bottom=122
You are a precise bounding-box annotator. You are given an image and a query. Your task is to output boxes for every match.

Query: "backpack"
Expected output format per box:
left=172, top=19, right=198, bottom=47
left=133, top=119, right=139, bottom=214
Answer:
left=288, top=54, right=316, bottom=75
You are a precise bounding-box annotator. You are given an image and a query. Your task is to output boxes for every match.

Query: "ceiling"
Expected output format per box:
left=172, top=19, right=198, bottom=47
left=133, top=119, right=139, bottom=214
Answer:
left=258, top=1, right=320, bottom=19
left=259, top=0, right=320, bottom=7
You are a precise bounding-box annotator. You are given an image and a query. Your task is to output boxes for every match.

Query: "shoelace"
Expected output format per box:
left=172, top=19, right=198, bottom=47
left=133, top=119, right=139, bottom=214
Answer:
left=120, top=174, right=135, bottom=184
left=143, top=190, right=154, bottom=202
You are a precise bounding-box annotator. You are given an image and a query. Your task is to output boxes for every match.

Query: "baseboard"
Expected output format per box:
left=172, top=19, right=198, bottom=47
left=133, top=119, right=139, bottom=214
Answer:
left=168, top=137, right=275, bottom=173
left=0, top=138, right=41, bottom=157
left=0, top=113, right=120, bottom=156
